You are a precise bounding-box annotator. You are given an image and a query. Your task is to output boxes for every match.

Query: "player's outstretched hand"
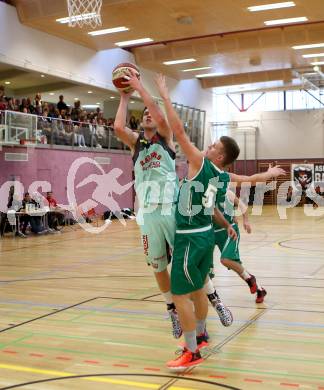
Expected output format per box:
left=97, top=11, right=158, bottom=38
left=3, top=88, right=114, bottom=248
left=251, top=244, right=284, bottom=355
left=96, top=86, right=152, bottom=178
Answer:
left=267, top=164, right=286, bottom=178
left=227, top=225, right=238, bottom=240
left=154, top=73, right=169, bottom=100
left=122, top=68, right=142, bottom=92
left=243, top=221, right=252, bottom=234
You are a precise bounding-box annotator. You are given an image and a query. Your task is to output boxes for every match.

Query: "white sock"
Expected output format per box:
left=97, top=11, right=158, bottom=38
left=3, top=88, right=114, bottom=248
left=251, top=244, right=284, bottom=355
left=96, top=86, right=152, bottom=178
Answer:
left=196, top=319, right=206, bottom=335
left=162, top=291, right=173, bottom=305
left=204, top=278, right=215, bottom=295
left=240, top=270, right=250, bottom=281
left=184, top=330, right=197, bottom=353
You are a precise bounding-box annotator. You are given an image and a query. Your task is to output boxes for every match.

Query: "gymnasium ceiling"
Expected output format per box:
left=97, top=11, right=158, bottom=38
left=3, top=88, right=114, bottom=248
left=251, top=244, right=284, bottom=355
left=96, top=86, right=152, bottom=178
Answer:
left=9, top=0, right=324, bottom=92
left=0, top=63, right=145, bottom=108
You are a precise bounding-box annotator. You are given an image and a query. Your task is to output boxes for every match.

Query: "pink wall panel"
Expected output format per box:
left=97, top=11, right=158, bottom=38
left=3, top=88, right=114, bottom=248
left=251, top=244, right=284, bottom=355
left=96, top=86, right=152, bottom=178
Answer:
left=0, top=147, right=134, bottom=213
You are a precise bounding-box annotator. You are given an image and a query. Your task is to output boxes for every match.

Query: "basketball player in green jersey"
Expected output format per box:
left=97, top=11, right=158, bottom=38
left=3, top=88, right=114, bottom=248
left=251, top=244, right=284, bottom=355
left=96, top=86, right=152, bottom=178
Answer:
left=155, top=74, right=240, bottom=370
left=114, top=72, right=233, bottom=340
left=215, top=188, right=266, bottom=302
left=214, top=170, right=283, bottom=304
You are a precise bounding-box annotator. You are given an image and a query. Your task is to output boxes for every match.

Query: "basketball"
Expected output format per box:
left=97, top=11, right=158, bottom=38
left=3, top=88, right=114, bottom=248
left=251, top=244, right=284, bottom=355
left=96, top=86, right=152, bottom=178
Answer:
left=112, top=63, right=140, bottom=93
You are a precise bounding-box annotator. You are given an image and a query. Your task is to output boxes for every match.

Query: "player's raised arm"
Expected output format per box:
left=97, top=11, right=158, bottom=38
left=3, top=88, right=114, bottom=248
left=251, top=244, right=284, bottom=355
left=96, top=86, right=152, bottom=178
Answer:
left=114, top=92, right=138, bottom=151
left=155, top=74, right=203, bottom=173
left=230, top=164, right=286, bottom=185
left=227, top=189, right=251, bottom=233
left=124, top=70, right=173, bottom=145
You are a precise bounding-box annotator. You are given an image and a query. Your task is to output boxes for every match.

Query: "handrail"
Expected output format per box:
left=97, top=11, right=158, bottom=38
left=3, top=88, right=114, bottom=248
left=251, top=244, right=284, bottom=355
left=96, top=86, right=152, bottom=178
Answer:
left=0, top=110, right=127, bottom=152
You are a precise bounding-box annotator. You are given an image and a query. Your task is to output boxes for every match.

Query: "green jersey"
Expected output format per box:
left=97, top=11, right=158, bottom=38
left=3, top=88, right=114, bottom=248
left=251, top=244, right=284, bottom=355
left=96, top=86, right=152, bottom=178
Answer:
left=213, top=172, right=233, bottom=230
left=133, top=132, right=179, bottom=206
left=176, top=158, right=228, bottom=230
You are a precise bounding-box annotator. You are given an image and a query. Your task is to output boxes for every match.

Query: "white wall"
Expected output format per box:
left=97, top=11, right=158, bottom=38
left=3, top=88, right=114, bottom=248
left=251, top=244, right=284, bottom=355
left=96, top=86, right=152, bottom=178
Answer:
left=0, top=1, right=213, bottom=144
left=0, top=2, right=132, bottom=90
left=228, top=110, right=324, bottom=159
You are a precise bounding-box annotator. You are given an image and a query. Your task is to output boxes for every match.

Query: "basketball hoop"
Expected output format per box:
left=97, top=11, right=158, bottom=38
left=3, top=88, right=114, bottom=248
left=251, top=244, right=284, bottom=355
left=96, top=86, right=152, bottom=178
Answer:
left=67, top=0, right=102, bottom=28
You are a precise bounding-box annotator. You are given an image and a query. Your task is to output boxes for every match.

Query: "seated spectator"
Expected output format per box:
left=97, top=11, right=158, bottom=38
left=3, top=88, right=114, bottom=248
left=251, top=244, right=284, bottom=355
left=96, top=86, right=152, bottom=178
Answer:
left=0, top=86, right=7, bottom=111
left=96, top=118, right=108, bottom=148
left=46, top=191, right=64, bottom=231
left=5, top=185, right=25, bottom=237
left=77, top=116, right=91, bottom=146
left=6, top=97, right=15, bottom=111
left=10, top=98, right=19, bottom=111
left=19, top=98, right=28, bottom=112
left=73, top=125, right=86, bottom=147
left=26, top=97, right=35, bottom=114
left=89, top=118, right=98, bottom=147
left=42, top=102, right=49, bottom=112
left=0, top=85, right=5, bottom=100
left=47, top=104, right=57, bottom=119
left=107, top=118, right=114, bottom=128
left=34, top=105, right=42, bottom=116
left=51, top=118, right=63, bottom=145
left=20, top=192, right=45, bottom=235
left=129, top=115, right=138, bottom=130
left=62, top=114, right=74, bottom=145
left=34, top=92, right=42, bottom=106
left=57, top=95, right=68, bottom=113
left=38, top=110, right=52, bottom=143
left=71, top=100, right=81, bottom=122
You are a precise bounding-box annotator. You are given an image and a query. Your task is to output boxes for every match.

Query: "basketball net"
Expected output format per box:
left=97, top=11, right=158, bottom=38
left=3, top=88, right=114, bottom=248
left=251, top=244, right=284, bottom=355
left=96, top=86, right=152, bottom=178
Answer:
left=66, top=0, right=102, bottom=28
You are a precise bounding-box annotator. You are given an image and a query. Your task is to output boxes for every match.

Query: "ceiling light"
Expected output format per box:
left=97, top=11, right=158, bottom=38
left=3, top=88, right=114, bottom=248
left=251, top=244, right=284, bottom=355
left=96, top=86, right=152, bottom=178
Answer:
left=248, top=1, right=295, bottom=12
left=40, top=74, right=45, bottom=78
left=110, top=96, right=115, bottom=99
left=96, top=102, right=100, bottom=104
left=264, top=16, right=307, bottom=25
left=56, top=13, right=97, bottom=24
left=88, top=90, right=93, bottom=94
left=163, top=58, right=196, bottom=65
left=182, top=66, right=212, bottom=72
left=49, top=92, right=55, bottom=96
left=130, top=101, right=135, bottom=103
left=88, top=26, right=129, bottom=36
left=293, top=43, right=324, bottom=50
left=74, top=97, right=79, bottom=100
left=115, top=38, right=153, bottom=47
left=311, top=61, right=324, bottom=66
left=302, top=53, right=324, bottom=58
left=4, top=81, right=10, bottom=85
left=196, top=72, right=224, bottom=78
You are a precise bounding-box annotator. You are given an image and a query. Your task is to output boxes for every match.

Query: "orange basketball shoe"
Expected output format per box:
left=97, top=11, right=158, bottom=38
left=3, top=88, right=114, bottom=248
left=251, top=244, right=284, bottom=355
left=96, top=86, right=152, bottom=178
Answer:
left=167, top=348, right=204, bottom=371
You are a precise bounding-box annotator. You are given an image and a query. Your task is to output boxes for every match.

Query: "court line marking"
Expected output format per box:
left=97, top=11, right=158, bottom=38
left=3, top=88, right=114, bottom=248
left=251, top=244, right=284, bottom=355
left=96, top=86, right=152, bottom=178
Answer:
left=0, top=364, right=240, bottom=390
left=0, top=275, right=149, bottom=283
left=0, top=224, right=135, bottom=253
left=309, top=264, right=324, bottom=276
left=3, top=296, right=324, bottom=336
left=0, top=245, right=143, bottom=286
left=277, top=237, right=324, bottom=253
left=159, top=307, right=269, bottom=390
left=0, top=297, right=98, bottom=334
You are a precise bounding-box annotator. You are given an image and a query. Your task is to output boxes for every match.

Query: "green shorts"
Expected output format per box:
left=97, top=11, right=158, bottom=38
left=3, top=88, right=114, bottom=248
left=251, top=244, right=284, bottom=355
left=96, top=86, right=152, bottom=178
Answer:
left=214, top=223, right=241, bottom=263
left=171, top=225, right=214, bottom=295
left=136, top=204, right=176, bottom=273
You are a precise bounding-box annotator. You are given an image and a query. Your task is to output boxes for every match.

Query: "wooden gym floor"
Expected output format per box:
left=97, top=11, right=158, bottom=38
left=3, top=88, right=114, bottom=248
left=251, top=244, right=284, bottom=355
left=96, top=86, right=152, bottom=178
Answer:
left=0, top=205, right=324, bottom=390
